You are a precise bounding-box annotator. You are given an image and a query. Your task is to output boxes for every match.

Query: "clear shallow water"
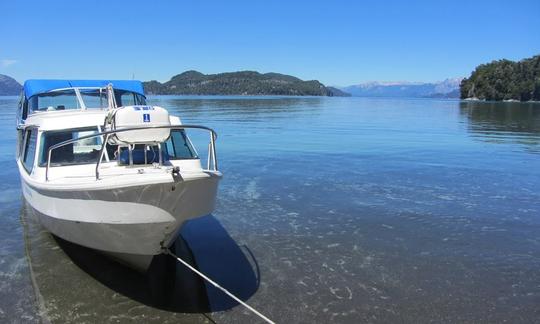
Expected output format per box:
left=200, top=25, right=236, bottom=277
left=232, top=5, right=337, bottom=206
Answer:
left=1, top=96, right=539, bottom=323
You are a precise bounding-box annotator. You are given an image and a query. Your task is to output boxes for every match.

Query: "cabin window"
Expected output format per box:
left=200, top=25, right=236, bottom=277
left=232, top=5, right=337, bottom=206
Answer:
left=23, top=129, right=37, bottom=173
left=29, top=90, right=81, bottom=112
left=116, top=131, right=197, bottom=165
left=22, top=100, right=28, bottom=120
left=17, top=92, right=25, bottom=122
left=38, top=128, right=197, bottom=167
left=79, top=90, right=110, bottom=108
left=117, top=144, right=161, bottom=165
left=39, top=128, right=102, bottom=166
left=117, top=92, right=146, bottom=107
left=28, top=89, right=145, bottom=112
left=164, top=130, right=198, bottom=159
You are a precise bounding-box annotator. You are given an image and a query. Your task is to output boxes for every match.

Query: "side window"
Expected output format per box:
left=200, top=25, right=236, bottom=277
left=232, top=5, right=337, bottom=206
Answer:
left=23, top=129, right=37, bottom=173
left=120, top=92, right=136, bottom=106
left=118, top=92, right=146, bottom=107
left=16, top=92, right=23, bottom=124
left=164, top=130, right=197, bottom=159
left=135, top=94, right=146, bottom=105
left=22, top=100, right=28, bottom=119
left=80, top=92, right=109, bottom=109
left=18, top=93, right=28, bottom=121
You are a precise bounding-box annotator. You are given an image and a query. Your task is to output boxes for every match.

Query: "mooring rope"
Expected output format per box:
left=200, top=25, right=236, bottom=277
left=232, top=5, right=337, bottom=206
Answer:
left=163, top=247, right=275, bottom=324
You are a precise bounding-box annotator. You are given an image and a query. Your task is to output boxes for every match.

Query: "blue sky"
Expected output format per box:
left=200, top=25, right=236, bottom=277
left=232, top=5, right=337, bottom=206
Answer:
left=1, top=0, right=539, bottom=86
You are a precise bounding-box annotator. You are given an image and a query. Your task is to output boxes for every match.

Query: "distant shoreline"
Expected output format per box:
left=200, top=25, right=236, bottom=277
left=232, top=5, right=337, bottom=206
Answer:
left=143, top=70, right=351, bottom=97
left=463, top=97, right=540, bottom=103
left=2, top=94, right=538, bottom=103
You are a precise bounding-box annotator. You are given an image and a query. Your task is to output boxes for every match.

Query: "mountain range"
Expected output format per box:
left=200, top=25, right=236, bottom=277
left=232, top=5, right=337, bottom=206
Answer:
left=0, top=72, right=462, bottom=99
left=340, top=78, right=462, bottom=98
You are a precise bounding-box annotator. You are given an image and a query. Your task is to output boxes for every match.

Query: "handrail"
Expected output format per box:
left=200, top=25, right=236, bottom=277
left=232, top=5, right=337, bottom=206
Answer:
left=45, top=125, right=218, bottom=181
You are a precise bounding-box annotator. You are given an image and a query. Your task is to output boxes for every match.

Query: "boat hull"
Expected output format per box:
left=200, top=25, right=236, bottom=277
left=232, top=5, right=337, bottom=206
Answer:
left=21, top=173, right=220, bottom=272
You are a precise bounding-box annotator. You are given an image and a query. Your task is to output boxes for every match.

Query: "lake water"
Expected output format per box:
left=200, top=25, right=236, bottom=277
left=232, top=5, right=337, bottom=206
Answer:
left=1, top=96, right=539, bottom=323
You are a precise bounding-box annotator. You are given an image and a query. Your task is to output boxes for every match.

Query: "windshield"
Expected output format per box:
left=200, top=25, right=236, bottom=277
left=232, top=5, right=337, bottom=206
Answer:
left=40, top=128, right=197, bottom=167
left=39, top=127, right=103, bottom=166
left=28, top=88, right=146, bottom=113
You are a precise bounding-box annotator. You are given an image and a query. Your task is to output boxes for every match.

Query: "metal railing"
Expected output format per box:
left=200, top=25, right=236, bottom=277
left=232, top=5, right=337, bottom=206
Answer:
left=45, top=125, right=218, bottom=181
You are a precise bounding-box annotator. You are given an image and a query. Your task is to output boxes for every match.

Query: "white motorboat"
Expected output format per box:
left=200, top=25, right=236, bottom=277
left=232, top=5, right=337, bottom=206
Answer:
left=16, top=79, right=222, bottom=271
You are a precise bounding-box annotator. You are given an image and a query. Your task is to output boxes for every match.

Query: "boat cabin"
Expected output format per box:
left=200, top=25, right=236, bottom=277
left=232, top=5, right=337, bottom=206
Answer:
left=16, top=80, right=215, bottom=182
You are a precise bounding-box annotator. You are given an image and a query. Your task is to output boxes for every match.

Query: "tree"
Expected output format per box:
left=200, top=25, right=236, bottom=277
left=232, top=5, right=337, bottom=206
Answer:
left=460, top=55, right=540, bottom=101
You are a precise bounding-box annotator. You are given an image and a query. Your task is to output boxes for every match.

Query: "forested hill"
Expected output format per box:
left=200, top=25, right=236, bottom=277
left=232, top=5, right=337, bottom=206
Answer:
left=144, top=70, right=350, bottom=97
left=460, top=55, right=540, bottom=101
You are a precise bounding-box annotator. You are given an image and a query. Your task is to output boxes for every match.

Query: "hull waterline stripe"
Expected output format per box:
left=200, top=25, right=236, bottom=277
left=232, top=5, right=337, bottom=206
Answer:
left=163, top=247, right=275, bottom=324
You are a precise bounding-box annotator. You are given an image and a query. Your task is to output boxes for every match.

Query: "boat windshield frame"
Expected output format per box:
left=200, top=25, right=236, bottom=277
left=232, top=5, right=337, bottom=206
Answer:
left=29, top=86, right=112, bottom=113
left=24, top=85, right=146, bottom=116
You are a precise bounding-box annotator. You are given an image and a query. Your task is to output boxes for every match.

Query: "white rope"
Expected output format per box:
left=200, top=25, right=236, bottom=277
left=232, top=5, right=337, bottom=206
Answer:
left=164, top=248, right=275, bottom=324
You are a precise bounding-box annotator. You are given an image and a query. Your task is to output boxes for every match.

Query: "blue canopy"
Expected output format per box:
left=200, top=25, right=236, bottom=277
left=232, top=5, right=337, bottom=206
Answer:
left=23, top=79, right=145, bottom=98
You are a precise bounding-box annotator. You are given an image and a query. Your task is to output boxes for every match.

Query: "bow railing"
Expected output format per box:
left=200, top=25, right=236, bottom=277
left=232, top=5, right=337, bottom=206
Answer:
left=45, top=125, right=218, bottom=181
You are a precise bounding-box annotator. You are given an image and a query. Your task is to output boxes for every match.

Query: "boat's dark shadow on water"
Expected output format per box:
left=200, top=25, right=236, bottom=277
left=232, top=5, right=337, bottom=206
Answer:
left=53, top=214, right=259, bottom=313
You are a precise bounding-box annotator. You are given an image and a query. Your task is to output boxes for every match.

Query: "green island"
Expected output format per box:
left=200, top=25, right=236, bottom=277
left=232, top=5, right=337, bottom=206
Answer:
left=460, top=54, right=540, bottom=101
left=143, top=70, right=350, bottom=97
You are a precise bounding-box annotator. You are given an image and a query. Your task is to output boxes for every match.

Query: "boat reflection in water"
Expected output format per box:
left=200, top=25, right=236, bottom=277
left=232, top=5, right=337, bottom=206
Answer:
left=23, top=203, right=259, bottom=321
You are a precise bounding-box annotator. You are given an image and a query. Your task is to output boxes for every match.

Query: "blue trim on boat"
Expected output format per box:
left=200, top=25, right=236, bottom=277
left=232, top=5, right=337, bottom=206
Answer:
left=23, top=79, right=145, bottom=98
